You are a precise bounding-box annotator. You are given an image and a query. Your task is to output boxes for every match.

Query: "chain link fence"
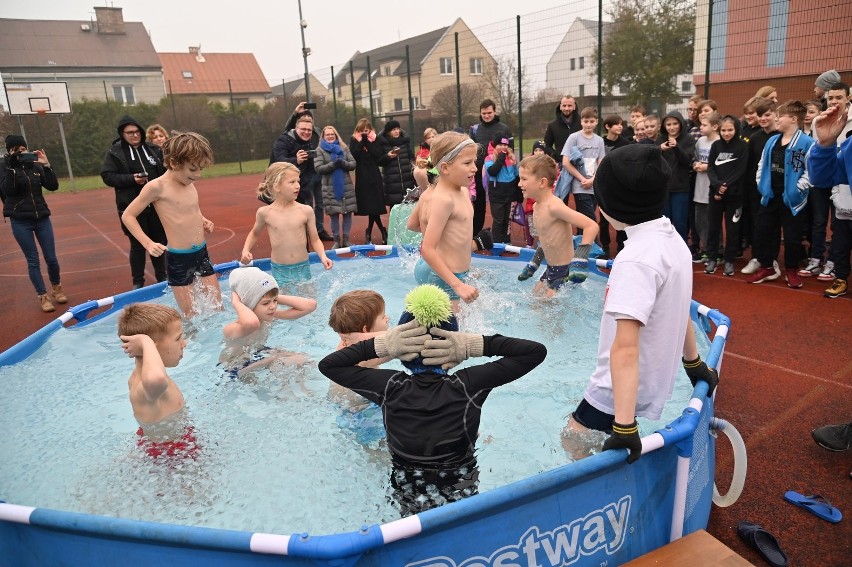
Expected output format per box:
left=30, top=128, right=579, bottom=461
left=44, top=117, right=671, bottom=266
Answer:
left=3, top=0, right=848, bottom=178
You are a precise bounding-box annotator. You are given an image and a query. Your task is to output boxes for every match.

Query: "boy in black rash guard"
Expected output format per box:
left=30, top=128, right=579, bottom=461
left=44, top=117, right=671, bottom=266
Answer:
left=318, top=285, right=547, bottom=516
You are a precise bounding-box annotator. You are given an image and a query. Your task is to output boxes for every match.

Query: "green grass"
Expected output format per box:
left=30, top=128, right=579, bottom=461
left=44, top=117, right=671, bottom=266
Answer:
left=56, top=159, right=269, bottom=193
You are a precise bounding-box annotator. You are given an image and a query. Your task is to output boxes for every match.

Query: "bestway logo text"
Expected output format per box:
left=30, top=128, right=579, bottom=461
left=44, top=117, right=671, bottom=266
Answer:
left=408, top=495, right=631, bottom=567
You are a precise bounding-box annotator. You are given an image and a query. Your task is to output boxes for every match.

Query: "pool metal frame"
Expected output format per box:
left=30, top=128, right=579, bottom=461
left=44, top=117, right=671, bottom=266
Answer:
left=0, top=245, right=730, bottom=566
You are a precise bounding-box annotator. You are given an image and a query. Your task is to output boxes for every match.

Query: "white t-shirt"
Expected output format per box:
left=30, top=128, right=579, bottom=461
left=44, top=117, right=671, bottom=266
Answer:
left=583, top=217, right=693, bottom=421
left=693, top=136, right=715, bottom=204
left=561, top=131, right=606, bottom=195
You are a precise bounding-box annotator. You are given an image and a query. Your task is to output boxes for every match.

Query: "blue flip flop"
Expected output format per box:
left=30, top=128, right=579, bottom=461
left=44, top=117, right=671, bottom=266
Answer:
left=783, top=491, right=843, bottom=523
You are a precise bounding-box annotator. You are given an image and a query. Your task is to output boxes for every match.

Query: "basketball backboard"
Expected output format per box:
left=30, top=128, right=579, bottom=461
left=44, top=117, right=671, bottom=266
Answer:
left=3, top=82, right=71, bottom=115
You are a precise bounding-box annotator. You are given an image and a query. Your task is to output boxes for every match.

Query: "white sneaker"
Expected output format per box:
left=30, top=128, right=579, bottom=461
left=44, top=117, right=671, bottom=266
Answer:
left=817, top=260, right=836, bottom=281
left=741, top=258, right=761, bottom=274
left=798, top=257, right=821, bottom=277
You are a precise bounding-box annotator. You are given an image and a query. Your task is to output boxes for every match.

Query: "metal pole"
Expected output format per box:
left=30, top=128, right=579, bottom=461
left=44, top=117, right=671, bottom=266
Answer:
left=597, top=0, right=603, bottom=132
left=349, top=60, right=357, bottom=130
left=516, top=15, right=523, bottom=156
left=331, top=66, right=339, bottom=124
left=169, top=80, right=178, bottom=128
left=366, top=55, right=375, bottom=125
left=455, top=32, right=462, bottom=129
left=704, top=0, right=714, bottom=100
left=17, top=116, right=26, bottom=144
left=103, top=80, right=109, bottom=103
left=228, top=79, right=243, bottom=174
left=57, top=114, right=75, bottom=190
left=406, top=45, right=414, bottom=137
left=297, top=0, right=311, bottom=102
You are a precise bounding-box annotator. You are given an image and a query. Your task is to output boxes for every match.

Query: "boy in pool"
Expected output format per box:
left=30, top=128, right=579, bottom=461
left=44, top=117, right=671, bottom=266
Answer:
left=121, top=133, right=219, bottom=316
left=318, top=284, right=547, bottom=516
left=518, top=154, right=599, bottom=296
left=118, top=303, right=198, bottom=458
left=242, top=162, right=333, bottom=291
left=563, top=144, right=717, bottom=464
left=220, top=266, right=315, bottom=379
left=415, top=131, right=481, bottom=305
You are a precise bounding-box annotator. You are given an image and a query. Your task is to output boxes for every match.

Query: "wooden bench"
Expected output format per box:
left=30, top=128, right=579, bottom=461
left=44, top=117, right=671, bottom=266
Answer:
left=624, top=529, right=754, bottom=566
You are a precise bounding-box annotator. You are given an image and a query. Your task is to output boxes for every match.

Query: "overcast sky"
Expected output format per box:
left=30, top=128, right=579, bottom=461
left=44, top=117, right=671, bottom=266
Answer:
left=4, top=0, right=583, bottom=86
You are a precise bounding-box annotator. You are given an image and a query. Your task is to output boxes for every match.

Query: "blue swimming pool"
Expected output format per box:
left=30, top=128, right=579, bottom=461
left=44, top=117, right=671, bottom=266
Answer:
left=0, top=244, right=732, bottom=566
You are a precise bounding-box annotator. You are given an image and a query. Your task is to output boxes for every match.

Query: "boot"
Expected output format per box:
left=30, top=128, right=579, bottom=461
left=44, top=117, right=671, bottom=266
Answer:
left=379, top=226, right=388, bottom=245
left=38, top=293, right=55, bottom=313
left=342, top=235, right=350, bottom=248
left=331, top=235, right=340, bottom=250
left=365, top=229, right=372, bottom=245
left=52, top=283, right=67, bottom=304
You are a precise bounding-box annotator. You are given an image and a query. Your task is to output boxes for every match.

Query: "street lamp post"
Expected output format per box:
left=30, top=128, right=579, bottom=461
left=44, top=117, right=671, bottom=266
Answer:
left=297, top=0, right=311, bottom=102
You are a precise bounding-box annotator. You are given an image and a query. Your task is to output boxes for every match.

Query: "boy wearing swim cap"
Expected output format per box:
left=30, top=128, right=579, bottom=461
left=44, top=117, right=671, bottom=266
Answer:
left=563, top=144, right=716, bottom=464
left=220, top=267, right=316, bottom=378
left=318, top=284, right=546, bottom=515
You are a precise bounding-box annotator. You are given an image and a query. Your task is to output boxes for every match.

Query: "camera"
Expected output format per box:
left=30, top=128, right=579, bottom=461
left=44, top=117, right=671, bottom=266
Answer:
left=306, top=149, right=317, bottom=158
left=18, top=152, right=37, bottom=163
left=304, top=102, right=317, bottom=110
left=391, top=147, right=400, bottom=153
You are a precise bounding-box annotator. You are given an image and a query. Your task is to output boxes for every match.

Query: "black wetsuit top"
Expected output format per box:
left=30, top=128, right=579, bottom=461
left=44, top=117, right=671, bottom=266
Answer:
left=318, top=335, right=547, bottom=466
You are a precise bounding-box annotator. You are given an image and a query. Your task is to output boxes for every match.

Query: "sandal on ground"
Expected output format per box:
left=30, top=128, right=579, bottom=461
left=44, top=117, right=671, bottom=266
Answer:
left=737, top=521, right=788, bottom=567
left=783, top=491, right=843, bottom=523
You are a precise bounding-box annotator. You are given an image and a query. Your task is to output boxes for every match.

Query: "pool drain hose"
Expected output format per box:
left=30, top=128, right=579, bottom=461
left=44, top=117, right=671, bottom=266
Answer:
left=710, top=417, right=747, bottom=507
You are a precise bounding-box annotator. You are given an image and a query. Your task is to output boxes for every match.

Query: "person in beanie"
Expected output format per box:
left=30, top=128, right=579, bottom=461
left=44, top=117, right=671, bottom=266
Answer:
left=376, top=120, right=416, bottom=207
left=814, top=69, right=841, bottom=109
left=1, top=135, right=67, bottom=312
left=319, top=284, right=546, bottom=516
left=101, top=115, right=168, bottom=289
left=562, top=144, right=716, bottom=464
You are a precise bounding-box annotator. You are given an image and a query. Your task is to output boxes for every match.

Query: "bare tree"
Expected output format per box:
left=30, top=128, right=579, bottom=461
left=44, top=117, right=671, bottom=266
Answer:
left=478, top=55, right=524, bottom=133
left=429, top=83, right=483, bottom=131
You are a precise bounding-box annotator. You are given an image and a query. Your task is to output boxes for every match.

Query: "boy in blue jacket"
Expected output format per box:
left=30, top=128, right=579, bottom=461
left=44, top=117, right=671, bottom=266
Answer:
left=485, top=135, right=520, bottom=244
left=808, top=102, right=851, bottom=298
left=748, top=101, right=814, bottom=288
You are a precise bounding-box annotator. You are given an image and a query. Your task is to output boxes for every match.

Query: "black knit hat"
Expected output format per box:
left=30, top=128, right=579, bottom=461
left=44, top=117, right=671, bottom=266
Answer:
left=532, top=140, right=546, bottom=152
left=594, top=144, right=671, bottom=226
left=383, top=120, right=401, bottom=134
left=492, top=133, right=511, bottom=147
left=5, top=134, right=27, bottom=151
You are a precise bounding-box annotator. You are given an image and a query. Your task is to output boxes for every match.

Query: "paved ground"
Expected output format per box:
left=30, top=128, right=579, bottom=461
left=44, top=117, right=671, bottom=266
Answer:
left=0, top=174, right=850, bottom=565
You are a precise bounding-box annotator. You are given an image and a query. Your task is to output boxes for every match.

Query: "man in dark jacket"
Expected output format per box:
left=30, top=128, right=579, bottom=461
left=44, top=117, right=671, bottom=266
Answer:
left=100, top=115, right=167, bottom=289
left=269, top=104, right=333, bottom=241
left=470, top=99, right=512, bottom=235
left=543, top=96, right=581, bottom=161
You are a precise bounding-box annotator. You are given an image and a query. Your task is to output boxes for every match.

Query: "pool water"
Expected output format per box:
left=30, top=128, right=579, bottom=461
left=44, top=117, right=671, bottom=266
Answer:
left=0, top=255, right=704, bottom=536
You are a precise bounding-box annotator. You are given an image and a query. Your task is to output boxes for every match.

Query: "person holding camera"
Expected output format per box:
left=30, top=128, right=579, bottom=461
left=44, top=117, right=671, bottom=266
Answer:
left=269, top=102, right=333, bottom=241
left=376, top=120, right=415, bottom=208
left=100, top=115, right=168, bottom=289
left=1, top=134, right=67, bottom=312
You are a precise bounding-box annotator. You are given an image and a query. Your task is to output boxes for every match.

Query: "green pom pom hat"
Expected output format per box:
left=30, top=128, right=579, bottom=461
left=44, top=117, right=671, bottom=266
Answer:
left=397, top=285, right=458, bottom=373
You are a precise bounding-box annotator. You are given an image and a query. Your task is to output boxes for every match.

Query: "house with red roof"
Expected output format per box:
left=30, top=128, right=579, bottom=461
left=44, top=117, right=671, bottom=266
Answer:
left=159, top=47, right=270, bottom=107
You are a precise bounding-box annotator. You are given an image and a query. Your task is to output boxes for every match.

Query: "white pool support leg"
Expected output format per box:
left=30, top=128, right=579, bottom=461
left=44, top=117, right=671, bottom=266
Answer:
left=669, top=396, right=705, bottom=542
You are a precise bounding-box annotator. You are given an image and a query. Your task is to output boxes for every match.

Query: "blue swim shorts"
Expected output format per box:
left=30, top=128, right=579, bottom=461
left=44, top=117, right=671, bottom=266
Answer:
left=539, top=263, right=571, bottom=291
left=414, top=257, right=468, bottom=301
left=271, top=260, right=312, bottom=287
left=166, top=242, right=214, bottom=287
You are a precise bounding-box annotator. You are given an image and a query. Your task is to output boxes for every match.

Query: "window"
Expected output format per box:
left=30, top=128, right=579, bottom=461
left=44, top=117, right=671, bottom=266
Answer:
left=579, top=57, right=585, bottom=70
left=233, top=98, right=249, bottom=106
left=384, top=65, right=392, bottom=76
left=440, top=57, right=453, bottom=75
left=112, top=85, right=135, bottom=105
left=570, top=58, right=576, bottom=71
left=182, top=70, right=193, bottom=79
left=394, top=98, right=404, bottom=111
left=412, top=96, right=419, bottom=109
left=578, top=84, right=585, bottom=97
left=681, top=80, right=692, bottom=93
left=469, top=58, right=483, bottom=75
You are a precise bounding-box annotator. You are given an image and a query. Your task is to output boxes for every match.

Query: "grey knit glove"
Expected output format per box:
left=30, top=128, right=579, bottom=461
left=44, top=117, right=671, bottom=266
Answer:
left=373, top=320, right=429, bottom=361
left=421, top=328, right=485, bottom=370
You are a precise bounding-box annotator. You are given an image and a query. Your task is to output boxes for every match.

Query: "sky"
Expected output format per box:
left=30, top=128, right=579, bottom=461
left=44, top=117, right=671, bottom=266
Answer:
left=2, top=0, right=589, bottom=87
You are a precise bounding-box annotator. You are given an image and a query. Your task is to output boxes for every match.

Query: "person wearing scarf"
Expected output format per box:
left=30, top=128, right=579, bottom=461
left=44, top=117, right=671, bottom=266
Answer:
left=315, top=126, right=357, bottom=248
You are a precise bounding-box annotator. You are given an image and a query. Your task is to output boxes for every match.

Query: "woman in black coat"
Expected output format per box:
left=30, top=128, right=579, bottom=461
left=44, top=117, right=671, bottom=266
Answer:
left=376, top=120, right=415, bottom=208
left=350, top=119, right=388, bottom=244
